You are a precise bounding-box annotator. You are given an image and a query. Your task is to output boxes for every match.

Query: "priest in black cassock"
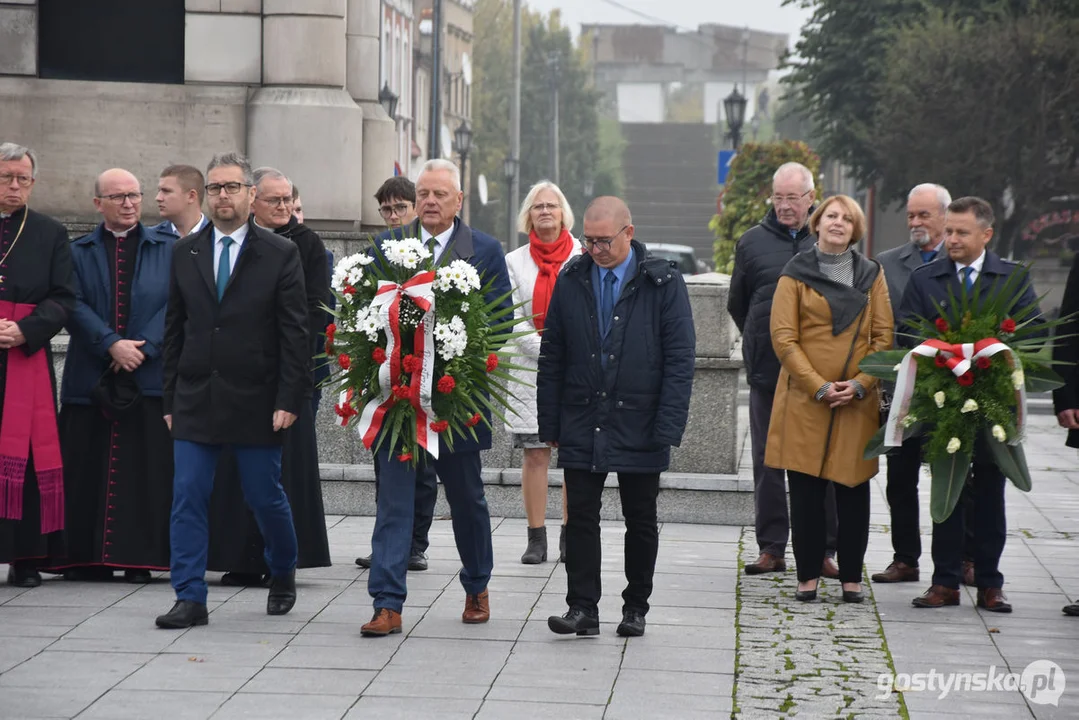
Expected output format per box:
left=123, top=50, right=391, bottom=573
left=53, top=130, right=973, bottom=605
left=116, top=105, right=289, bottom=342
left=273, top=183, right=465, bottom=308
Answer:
left=0, top=142, right=76, bottom=588
left=205, top=167, right=331, bottom=586
left=45, top=169, right=174, bottom=583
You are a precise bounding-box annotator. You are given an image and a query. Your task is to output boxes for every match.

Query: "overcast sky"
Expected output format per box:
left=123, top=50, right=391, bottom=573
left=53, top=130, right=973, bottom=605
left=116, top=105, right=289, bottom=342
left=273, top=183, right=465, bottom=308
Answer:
left=522, top=0, right=813, bottom=47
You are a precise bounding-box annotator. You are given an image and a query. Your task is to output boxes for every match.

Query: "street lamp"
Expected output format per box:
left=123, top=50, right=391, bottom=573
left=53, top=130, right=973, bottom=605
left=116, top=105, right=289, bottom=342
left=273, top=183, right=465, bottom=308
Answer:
left=379, top=81, right=399, bottom=121
left=503, top=155, right=519, bottom=248
left=723, top=86, right=747, bottom=150
left=583, top=177, right=595, bottom=198
left=453, top=120, right=474, bottom=221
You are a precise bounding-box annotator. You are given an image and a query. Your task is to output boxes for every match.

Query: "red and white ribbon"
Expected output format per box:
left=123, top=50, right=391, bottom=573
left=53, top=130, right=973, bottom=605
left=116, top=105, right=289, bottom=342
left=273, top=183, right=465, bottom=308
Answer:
left=350, top=271, right=440, bottom=459
left=885, top=337, right=1026, bottom=447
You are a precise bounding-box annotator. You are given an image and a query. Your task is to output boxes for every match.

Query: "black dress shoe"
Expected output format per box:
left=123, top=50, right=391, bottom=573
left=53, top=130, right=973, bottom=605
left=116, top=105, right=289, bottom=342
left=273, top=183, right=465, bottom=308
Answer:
left=355, top=555, right=372, bottom=569
left=125, top=570, right=152, bottom=584
left=1062, top=604, right=1079, bottom=617
left=617, top=609, right=646, bottom=637
left=221, top=572, right=268, bottom=587
left=548, top=607, right=599, bottom=636
left=267, top=570, right=297, bottom=616
left=795, top=581, right=819, bottom=602
left=843, top=590, right=865, bottom=604
left=7, top=564, right=42, bottom=588
left=156, top=600, right=208, bottom=629
left=408, top=552, right=428, bottom=572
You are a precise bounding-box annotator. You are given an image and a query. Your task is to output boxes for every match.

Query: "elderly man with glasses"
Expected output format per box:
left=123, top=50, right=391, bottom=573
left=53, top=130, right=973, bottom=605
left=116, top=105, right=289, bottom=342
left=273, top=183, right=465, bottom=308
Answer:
left=728, top=162, right=842, bottom=579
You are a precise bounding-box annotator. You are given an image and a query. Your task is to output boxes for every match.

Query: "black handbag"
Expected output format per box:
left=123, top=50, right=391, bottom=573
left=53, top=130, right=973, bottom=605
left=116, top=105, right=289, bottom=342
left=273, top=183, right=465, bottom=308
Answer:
left=89, top=367, right=143, bottom=420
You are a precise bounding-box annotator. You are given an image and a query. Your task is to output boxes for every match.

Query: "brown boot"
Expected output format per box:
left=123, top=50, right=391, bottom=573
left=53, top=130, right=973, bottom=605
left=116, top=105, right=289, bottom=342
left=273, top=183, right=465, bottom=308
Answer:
left=911, top=585, right=960, bottom=608
left=871, top=561, right=920, bottom=583
left=961, top=560, right=975, bottom=587
left=976, top=588, right=1012, bottom=613
left=821, top=557, right=840, bottom=579
left=361, top=608, right=402, bottom=636
left=744, top=553, right=786, bottom=575
left=462, top=589, right=490, bottom=624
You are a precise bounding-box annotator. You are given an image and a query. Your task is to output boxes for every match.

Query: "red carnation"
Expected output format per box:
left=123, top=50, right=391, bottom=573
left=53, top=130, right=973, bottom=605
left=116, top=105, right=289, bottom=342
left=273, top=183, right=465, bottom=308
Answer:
left=398, top=452, right=413, bottom=462
left=437, top=375, right=456, bottom=394
left=486, top=353, right=499, bottom=372
left=344, top=284, right=357, bottom=296
left=324, top=337, right=334, bottom=355
left=337, top=353, right=351, bottom=370
left=333, top=402, right=357, bottom=420
left=393, top=384, right=412, bottom=400
left=465, top=413, right=482, bottom=427
left=430, top=419, right=450, bottom=433
left=934, top=354, right=948, bottom=368
left=935, top=318, right=949, bottom=334
left=957, top=372, right=974, bottom=387
left=326, top=323, right=337, bottom=342
left=372, top=347, right=387, bottom=364
left=402, top=354, right=420, bottom=373
left=1000, top=318, right=1017, bottom=333
left=976, top=356, right=991, bottom=370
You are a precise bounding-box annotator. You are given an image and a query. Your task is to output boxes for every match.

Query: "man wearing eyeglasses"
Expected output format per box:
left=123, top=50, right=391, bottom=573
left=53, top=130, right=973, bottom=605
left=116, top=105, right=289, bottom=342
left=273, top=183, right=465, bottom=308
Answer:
left=539, top=196, right=695, bottom=638
left=728, top=162, right=840, bottom=578
left=44, top=169, right=174, bottom=583
left=374, top=176, right=417, bottom=230
left=157, top=152, right=309, bottom=629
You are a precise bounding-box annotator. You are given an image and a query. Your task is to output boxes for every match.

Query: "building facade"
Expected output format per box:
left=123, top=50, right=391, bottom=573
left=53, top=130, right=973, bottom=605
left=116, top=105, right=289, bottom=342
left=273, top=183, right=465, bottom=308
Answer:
left=0, top=0, right=395, bottom=230
left=382, top=0, right=414, bottom=178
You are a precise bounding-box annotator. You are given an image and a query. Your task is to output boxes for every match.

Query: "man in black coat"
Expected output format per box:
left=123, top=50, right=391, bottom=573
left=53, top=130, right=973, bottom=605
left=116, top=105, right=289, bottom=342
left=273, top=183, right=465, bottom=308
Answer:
left=901, top=197, right=1041, bottom=614
left=727, top=162, right=838, bottom=577
left=1052, top=244, right=1079, bottom=617
left=156, top=152, right=309, bottom=629
left=539, top=196, right=695, bottom=638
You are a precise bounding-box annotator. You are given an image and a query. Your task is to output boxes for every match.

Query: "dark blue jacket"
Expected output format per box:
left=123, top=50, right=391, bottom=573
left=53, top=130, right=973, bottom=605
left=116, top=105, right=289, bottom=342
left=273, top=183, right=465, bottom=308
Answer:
left=897, top=251, right=1042, bottom=348
left=374, top=218, right=512, bottom=453
left=62, top=223, right=173, bottom=403
left=537, top=240, right=696, bottom=473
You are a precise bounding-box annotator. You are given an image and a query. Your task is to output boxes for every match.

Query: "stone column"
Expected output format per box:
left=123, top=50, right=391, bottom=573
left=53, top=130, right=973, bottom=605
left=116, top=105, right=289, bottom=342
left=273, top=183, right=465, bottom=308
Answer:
left=0, top=0, right=38, bottom=77
left=346, top=0, right=396, bottom=228
left=247, top=0, right=364, bottom=225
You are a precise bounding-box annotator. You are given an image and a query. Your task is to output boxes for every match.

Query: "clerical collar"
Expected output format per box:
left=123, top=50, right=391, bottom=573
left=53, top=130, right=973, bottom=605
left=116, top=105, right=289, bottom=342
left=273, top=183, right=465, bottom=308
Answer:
left=108, top=224, right=138, bottom=239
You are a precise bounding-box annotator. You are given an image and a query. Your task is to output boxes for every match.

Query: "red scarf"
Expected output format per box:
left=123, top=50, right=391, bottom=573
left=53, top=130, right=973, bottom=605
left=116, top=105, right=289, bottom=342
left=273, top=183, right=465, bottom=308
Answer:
left=528, top=228, right=573, bottom=332
left=0, top=302, right=64, bottom=534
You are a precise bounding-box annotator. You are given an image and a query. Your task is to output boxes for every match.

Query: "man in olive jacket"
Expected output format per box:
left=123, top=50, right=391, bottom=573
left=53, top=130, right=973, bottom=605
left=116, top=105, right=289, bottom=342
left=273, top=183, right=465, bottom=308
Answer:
left=538, top=196, right=695, bottom=638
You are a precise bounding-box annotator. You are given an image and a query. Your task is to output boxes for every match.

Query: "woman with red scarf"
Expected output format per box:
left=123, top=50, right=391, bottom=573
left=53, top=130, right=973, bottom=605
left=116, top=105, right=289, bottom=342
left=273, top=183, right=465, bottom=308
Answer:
left=504, top=182, right=582, bottom=564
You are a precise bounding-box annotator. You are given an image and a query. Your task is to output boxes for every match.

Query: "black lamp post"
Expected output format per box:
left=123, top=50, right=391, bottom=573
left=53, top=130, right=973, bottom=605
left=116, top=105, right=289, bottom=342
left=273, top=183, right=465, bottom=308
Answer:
left=379, top=81, right=399, bottom=121
left=453, top=120, right=473, bottom=220
left=723, top=86, right=747, bottom=150
left=503, top=155, right=518, bottom=243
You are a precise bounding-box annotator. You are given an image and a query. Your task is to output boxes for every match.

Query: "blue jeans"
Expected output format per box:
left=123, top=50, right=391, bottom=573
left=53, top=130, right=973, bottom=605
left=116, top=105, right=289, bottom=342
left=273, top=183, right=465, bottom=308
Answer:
left=170, top=440, right=298, bottom=604
left=368, top=448, right=492, bottom=612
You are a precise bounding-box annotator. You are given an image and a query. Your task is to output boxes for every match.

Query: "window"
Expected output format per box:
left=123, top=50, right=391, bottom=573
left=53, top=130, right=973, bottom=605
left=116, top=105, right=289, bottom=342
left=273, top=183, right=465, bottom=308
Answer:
left=38, top=0, right=184, bottom=84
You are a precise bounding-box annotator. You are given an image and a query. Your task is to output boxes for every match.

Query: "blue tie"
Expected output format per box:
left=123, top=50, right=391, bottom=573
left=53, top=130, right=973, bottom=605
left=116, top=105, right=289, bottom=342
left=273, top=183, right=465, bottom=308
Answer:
left=961, top=266, right=974, bottom=292
left=600, top=270, right=617, bottom=337
left=919, top=249, right=937, bottom=264
left=217, top=236, right=234, bottom=300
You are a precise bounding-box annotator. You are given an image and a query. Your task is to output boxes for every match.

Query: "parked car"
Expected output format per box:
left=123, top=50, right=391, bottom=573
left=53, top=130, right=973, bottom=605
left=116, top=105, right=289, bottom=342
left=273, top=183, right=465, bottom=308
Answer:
left=645, top=243, right=700, bottom=275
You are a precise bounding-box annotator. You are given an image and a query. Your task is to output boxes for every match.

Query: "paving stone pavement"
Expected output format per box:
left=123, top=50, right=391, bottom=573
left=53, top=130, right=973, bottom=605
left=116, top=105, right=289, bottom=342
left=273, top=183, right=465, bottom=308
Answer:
left=0, top=414, right=1076, bottom=719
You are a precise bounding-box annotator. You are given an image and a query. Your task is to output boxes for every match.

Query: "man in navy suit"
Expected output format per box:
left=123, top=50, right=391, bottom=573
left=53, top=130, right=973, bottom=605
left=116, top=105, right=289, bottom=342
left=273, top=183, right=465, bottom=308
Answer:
left=899, top=196, right=1041, bottom=614
left=360, top=159, right=512, bottom=637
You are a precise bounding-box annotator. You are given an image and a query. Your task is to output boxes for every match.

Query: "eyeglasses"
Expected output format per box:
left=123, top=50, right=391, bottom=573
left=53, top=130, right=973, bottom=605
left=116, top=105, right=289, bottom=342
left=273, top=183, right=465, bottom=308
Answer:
left=205, top=182, right=252, bottom=196
left=581, top=225, right=628, bottom=251
left=97, top=192, right=143, bottom=205
left=257, top=195, right=293, bottom=207
left=771, top=189, right=814, bottom=206
left=531, top=202, right=560, bottom=213
left=0, top=174, right=33, bottom=188
left=379, top=202, right=412, bottom=218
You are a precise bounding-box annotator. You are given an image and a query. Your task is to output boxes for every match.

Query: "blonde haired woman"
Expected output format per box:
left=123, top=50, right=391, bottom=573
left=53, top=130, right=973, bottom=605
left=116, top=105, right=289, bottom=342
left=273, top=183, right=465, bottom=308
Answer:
left=505, top=181, right=583, bottom=563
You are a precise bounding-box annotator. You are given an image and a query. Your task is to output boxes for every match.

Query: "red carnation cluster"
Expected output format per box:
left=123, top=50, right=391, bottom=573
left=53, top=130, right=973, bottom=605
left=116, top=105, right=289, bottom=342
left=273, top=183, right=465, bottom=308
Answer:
left=437, top=375, right=456, bottom=394
left=976, top=356, right=992, bottom=370
left=465, top=413, right=482, bottom=427
left=337, top=353, right=351, bottom=370
left=334, top=402, right=358, bottom=421
left=935, top=318, right=949, bottom=334
left=934, top=354, right=948, bottom=368
left=343, top=284, right=357, bottom=296
left=486, top=353, right=499, bottom=372
left=372, top=347, right=387, bottom=364
left=402, top=354, right=421, bottom=374
left=430, top=420, right=450, bottom=433
left=1000, top=318, right=1017, bottom=333
left=326, top=323, right=337, bottom=342
left=393, top=384, right=412, bottom=401
left=398, top=452, right=413, bottom=462
left=957, top=372, right=974, bottom=387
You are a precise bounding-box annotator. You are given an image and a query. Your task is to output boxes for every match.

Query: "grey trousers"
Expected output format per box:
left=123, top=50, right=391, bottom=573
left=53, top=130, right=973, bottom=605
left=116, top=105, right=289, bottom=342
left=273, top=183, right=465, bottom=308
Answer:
left=749, top=385, right=837, bottom=557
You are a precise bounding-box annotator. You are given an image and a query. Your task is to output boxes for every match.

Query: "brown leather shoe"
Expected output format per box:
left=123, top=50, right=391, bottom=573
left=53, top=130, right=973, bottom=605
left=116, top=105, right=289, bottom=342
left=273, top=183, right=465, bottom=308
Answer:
left=871, top=561, right=920, bottom=583
left=961, top=560, right=975, bottom=587
left=976, top=588, right=1012, bottom=613
left=744, top=553, right=786, bottom=575
left=361, top=608, right=402, bottom=636
left=821, top=557, right=840, bottom=579
left=911, top=585, right=960, bottom=608
left=462, top=589, right=490, bottom=624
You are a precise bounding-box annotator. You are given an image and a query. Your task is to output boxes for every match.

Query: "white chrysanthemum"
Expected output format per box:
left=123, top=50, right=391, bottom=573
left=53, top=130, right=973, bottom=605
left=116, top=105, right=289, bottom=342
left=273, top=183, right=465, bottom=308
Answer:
left=382, top=237, right=430, bottom=270
left=460, top=302, right=470, bottom=312
left=332, top=253, right=374, bottom=292
left=933, top=391, right=946, bottom=408
left=892, top=363, right=902, bottom=372
left=946, top=437, right=962, bottom=454
left=901, top=414, right=917, bottom=428
left=961, top=399, right=978, bottom=414
left=354, top=306, right=383, bottom=342
left=434, top=315, right=468, bottom=360
left=991, top=424, right=1007, bottom=442
left=434, top=260, right=482, bottom=294
left=1012, top=369, right=1024, bottom=389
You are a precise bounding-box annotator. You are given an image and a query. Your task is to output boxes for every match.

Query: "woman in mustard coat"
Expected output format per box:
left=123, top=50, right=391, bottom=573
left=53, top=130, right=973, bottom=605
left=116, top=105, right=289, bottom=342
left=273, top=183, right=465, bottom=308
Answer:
left=765, top=194, right=893, bottom=603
